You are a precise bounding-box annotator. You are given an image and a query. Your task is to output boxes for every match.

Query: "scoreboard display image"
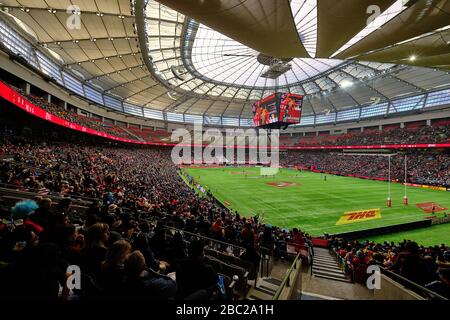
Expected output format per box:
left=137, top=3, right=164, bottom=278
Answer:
left=252, top=92, right=303, bottom=128
left=252, top=93, right=279, bottom=127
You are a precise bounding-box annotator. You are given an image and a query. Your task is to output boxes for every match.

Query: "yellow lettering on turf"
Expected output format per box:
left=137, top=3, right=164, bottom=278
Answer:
left=336, top=209, right=381, bottom=225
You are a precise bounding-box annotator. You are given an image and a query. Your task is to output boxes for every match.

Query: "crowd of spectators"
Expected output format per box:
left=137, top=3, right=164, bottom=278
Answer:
left=281, top=151, right=450, bottom=188
left=330, top=238, right=450, bottom=298
left=0, top=135, right=312, bottom=300
left=285, top=124, right=450, bottom=147
left=12, top=87, right=137, bottom=141
left=7, top=84, right=450, bottom=148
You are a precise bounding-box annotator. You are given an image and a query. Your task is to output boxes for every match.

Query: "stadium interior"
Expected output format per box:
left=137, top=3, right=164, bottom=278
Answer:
left=0, top=0, right=449, bottom=303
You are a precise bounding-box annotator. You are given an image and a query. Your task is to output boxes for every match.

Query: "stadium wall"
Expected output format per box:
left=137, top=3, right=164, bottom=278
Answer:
left=329, top=219, right=433, bottom=240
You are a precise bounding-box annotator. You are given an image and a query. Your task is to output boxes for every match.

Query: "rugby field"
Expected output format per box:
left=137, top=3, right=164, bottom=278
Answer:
left=182, top=167, right=450, bottom=246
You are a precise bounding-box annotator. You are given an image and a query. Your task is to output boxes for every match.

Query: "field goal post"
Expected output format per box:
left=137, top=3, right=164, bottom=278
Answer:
left=340, top=150, right=408, bottom=207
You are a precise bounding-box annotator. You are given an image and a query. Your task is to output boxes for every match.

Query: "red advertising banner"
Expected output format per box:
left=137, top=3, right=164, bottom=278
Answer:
left=0, top=81, right=159, bottom=146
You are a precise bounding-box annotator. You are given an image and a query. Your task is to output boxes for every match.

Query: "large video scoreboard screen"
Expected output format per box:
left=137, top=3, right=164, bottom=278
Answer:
left=252, top=92, right=303, bottom=128
left=252, top=93, right=278, bottom=127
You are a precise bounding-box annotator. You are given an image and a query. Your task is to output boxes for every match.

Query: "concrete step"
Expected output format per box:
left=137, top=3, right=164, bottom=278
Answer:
left=301, top=291, right=343, bottom=300
left=261, top=277, right=282, bottom=286
left=313, top=260, right=340, bottom=268
left=312, top=269, right=347, bottom=279
left=313, top=273, right=352, bottom=283
left=313, top=257, right=337, bottom=264
left=314, top=248, right=331, bottom=254
left=312, top=265, right=343, bottom=273
left=246, top=288, right=273, bottom=300
left=257, top=279, right=279, bottom=293
left=313, top=256, right=336, bottom=262
left=313, top=252, right=334, bottom=257
left=247, top=277, right=283, bottom=300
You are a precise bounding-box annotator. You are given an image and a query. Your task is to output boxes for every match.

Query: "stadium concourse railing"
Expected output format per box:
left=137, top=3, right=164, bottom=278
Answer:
left=0, top=185, right=248, bottom=253
left=329, top=247, right=448, bottom=300
left=378, top=268, right=448, bottom=300
left=330, top=247, right=355, bottom=282
left=163, top=226, right=246, bottom=257
left=272, top=252, right=303, bottom=300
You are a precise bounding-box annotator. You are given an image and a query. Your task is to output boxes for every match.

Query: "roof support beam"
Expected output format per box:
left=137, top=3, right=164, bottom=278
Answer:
left=303, top=59, right=361, bottom=107
left=202, top=100, right=217, bottom=117
left=119, top=81, right=160, bottom=99
left=145, top=91, right=170, bottom=106
left=40, top=36, right=138, bottom=45
left=324, top=75, right=361, bottom=107
left=338, top=67, right=390, bottom=101
left=86, top=64, right=145, bottom=81
left=162, top=95, right=190, bottom=112
left=357, top=63, right=426, bottom=93
left=65, top=52, right=140, bottom=66
left=183, top=98, right=202, bottom=115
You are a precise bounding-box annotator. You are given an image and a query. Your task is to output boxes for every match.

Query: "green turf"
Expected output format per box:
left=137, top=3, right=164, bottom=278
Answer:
left=183, top=167, right=450, bottom=244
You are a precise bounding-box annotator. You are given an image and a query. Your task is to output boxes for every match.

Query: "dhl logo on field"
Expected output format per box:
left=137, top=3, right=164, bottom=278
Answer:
left=336, top=209, right=381, bottom=225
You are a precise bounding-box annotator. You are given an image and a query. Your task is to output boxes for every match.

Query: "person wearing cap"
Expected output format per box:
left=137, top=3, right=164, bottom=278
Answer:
left=10, top=200, right=44, bottom=235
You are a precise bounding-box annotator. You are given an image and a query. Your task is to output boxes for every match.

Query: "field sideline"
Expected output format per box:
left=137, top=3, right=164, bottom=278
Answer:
left=183, top=167, right=450, bottom=246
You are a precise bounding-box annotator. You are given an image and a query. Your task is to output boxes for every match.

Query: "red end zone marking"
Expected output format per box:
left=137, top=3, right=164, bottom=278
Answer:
left=266, top=182, right=298, bottom=188
left=415, top=202, right=447, bottom=213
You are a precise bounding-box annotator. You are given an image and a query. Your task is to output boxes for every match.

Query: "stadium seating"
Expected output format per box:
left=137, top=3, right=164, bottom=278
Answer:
left=3, top=84, right=450, bottom=148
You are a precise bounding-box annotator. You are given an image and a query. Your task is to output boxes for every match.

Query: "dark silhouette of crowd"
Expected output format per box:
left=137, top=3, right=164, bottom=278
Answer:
left=330, top=238, right=450, bottom=298
left=0, top=135, right=313, bottom=300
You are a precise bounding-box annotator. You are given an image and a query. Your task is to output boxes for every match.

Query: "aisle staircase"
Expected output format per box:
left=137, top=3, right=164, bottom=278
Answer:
left=311, top=247, right=351, bottom=283
left=119, top=127, right=146, bottom=142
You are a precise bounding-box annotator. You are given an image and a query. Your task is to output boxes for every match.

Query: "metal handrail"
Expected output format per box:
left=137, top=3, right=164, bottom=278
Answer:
left=259, top=246, right=272, bottom=278
left=330, top=248, right=354, bottom=282
left=163, top=225, right=246, bottom=255
left=272, top=253, right=301, bottom=300
left=0, top=183, right=100, bottom=203
left=329, top=246, right=448, bottom=299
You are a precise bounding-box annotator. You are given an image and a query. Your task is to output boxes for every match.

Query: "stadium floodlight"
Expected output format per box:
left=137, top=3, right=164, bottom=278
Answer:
left=171, top=65, right=187, bottom=81
left=167, top=91, right=178, bottom=100
left=340, top=79, right=353, bottom=88
left=370, top=97, right=381, bottom=105
left=261, top=58, right=292, bottom=79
